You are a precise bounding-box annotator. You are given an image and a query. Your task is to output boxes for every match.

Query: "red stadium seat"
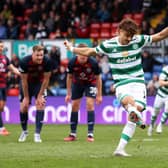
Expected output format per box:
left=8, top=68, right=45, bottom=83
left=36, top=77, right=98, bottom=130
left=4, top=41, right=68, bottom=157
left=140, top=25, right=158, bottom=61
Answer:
left=90, top=30, right=100, bottom=38
left=100, top=23, right=111, bottom=38
left=90, top=23, right=101, bottom=38
left=100, top=31, right=111, bottom=38
left=7, top=88, right=19, bottom=96
left=20, top=25, right=27, bottom=34
left=19, top=33, right=25, bottom=40
left=132, top=13, right=144, bottom=26
left=111, top=22, right=119, bottom=37
left=101, top=23, right=111, bottom=30
left=90, top=23, right=101, bottom=29
left=123, top=13, right=133, bottom=19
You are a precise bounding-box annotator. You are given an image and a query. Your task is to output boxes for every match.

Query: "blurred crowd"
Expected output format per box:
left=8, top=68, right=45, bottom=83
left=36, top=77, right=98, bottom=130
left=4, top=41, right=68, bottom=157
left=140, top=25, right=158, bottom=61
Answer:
left=0, top=0, right=168, bottom=96
left=0, top=0, right=168, bottom=39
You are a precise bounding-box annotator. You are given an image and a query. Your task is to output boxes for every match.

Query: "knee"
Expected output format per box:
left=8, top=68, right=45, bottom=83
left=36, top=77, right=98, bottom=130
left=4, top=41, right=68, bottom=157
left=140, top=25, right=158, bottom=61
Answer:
left=86, top=103, right=94, bottom=111
left=72, top=103, right=80, bottom=111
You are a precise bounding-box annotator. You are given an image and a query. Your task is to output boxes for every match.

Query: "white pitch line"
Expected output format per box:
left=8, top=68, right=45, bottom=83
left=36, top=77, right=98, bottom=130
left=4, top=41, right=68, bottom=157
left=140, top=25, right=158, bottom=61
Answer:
left=132, top=138, right=160, bottom=142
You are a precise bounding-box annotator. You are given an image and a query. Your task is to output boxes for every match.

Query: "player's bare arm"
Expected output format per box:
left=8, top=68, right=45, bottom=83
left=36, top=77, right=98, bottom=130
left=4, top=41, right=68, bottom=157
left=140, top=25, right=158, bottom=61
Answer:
left=64, top=40, right=97, bottom=56
left=8, top=64, right=21, bottom=76
left=21, top=73, right=29, bottom=110
left=38, top=72, right=51, bottom=97
left=65, top=74, right=72, bottom=103
left=21, top=73, right=29, bottom=99
left=152, top=27, right=168, bottom=42
left=36, top=72, right=51, bottom=107
left=158, top=79, right=168, bottom=87
left=96, top=75, right=102, bottom=104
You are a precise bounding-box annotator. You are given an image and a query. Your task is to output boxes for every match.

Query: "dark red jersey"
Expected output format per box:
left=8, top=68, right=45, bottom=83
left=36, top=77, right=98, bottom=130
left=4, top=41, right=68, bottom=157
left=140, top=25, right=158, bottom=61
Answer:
left=67, top=56, right=101, bottom=85
left=19, top=55, right=52, bottom=83
left=0, top=54, right=10, bottom=88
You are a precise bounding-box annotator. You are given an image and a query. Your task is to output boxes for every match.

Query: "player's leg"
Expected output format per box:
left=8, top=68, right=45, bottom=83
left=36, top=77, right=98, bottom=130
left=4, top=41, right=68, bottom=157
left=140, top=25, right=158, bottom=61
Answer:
left=113, top=83, right=146, bottom=157
left=0, top=88, right=10, bottom=136
left=64, top=99, right=81, bottom=141
left=86, top=97, right=95, bottom=142
left=34, top=86, right=47, bottom=143
left=148, top=95, right=162, bottom=136
left=85, top=85, right=97, bottom=142
left=156, top=99, right=168, bottom=133
left=64, top=84, right=83, bottom=141
left=18, top=88, right=29, bottom=142
left=114, top=96, right=139, bottom=157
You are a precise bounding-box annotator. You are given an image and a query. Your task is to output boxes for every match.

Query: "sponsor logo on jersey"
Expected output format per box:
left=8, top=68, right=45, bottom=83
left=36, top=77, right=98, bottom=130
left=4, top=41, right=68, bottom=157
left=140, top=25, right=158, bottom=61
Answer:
left=117, top=56, right=136, bottom=63
left=122, top=51, right=128, bottom=57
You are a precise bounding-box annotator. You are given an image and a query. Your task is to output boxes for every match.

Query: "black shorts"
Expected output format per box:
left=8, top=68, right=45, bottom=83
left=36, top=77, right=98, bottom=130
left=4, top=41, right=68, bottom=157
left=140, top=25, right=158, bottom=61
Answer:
left=71, top=83, right=97, bottom=100
left=0, top=88, right=7, bottom=101
left=19, top=83, right=47, bottom=103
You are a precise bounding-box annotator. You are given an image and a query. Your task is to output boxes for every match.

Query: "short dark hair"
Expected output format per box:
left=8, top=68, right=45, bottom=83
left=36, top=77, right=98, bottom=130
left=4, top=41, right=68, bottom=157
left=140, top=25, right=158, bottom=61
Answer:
left=32, top=45, right=44, bottom=52
left=118, top=18, right=138, bottom=35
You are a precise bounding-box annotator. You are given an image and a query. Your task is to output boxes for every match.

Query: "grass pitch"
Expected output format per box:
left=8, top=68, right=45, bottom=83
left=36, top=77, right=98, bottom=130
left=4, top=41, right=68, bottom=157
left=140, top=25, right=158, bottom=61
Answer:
left=0, top=124, right=168, bottom=168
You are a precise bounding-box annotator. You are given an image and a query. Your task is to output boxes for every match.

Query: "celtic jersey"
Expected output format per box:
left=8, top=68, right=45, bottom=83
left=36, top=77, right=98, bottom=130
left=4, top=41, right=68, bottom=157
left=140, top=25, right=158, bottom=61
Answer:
left=95, top=35, right=152, bottom=88
left=157, top=66, right=168, bottom=98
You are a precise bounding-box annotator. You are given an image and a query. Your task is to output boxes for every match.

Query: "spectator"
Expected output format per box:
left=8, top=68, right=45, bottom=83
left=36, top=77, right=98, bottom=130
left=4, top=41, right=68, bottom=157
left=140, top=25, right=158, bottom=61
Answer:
left=6, top=18, right=19, bottom=39
left=76, top=13, right=90, bottom=38
left=49, top=28, right=63, bottom=39
left=29, top=4, right=41, bottom=25
left=45, top=11, right=55, bottom=33
left=35, top=21, right=48, bottom=39
left=97, top=3, right=110, bottom=22
left=66, top=26, right=77, bottom=38
left=142, top=50, right=154, bottom=73
left=25, top=21, right=37, bottom=39
left=0, top=19, right=7, bottom=39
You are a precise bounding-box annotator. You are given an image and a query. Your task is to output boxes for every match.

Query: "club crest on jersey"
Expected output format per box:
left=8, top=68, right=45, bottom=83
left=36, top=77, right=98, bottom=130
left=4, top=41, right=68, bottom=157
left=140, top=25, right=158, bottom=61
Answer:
left=86, top=68, right=91, bottom=73
left=133, top=44, right=138, bottom=49
left=122, top=51, right=128, bottom=57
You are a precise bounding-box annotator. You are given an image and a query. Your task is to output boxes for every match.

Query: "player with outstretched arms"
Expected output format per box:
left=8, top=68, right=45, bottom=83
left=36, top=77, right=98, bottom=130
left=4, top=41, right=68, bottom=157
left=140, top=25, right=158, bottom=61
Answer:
left=64, top=18, right=168, bottom=157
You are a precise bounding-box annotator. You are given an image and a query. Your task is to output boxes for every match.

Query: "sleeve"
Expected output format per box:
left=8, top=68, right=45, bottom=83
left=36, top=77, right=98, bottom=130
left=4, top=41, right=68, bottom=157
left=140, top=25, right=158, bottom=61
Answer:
left=159, top=67, right=168, bottom=80
left=44, top=57, right=52, bottom=72
left=91, top=58, right=101, bottom=75
left=19, top=58, right=27, bottom=73
left=5, top=56, right=10, bottom=66
left=67, top=59, right=73, bottom=74
left=140, top=35, right=152, bottom=46
left=95, top=40, right=109, bottom=55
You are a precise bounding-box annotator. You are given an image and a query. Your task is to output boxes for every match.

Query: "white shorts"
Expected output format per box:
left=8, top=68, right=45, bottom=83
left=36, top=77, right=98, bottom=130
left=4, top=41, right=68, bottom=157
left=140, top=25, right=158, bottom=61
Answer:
left=116, top=82, right=147, bottom=110
left=154, top=94, right=168, bottom=111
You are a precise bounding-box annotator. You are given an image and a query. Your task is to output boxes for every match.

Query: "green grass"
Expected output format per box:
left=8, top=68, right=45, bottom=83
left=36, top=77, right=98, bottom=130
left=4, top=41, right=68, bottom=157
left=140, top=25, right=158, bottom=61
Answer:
left=0, top=124, right=168, bottom=168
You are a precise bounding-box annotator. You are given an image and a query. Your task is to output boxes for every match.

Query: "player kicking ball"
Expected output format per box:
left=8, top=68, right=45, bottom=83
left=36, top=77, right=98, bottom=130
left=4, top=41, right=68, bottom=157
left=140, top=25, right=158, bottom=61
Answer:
left=64, top=18, right=168, bottom=156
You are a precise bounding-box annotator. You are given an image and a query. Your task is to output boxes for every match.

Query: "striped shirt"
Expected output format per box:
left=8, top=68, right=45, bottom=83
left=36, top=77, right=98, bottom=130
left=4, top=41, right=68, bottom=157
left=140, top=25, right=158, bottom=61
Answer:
left=95, top=35, right=152, bottom=88
left=157, top=66, right=168, bottom=98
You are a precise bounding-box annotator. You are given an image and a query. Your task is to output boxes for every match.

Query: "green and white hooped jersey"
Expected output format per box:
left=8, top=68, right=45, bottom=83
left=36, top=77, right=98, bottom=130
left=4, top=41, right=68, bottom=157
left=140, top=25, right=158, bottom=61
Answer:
left=95, top=35, right=152, bottom=88
left=157, top=66, right=168, bottom=98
